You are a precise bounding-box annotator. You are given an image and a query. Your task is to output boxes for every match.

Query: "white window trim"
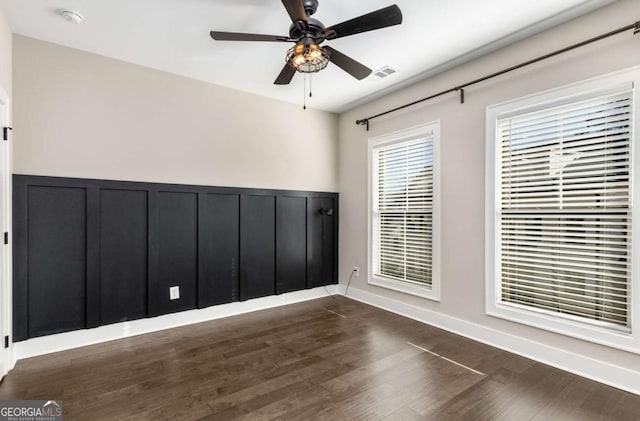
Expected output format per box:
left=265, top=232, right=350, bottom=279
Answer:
left=368, top=122, right=441, bottom=301
left=485, top=66, right=640, bottom=354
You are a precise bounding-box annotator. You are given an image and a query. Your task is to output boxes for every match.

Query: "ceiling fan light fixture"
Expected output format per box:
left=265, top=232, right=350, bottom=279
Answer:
left=286, top=44, right=330, bottom=73
left=210, top=2, right=403, bottom=85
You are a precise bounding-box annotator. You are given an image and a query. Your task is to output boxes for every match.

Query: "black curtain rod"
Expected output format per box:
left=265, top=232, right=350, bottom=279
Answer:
left=355, top=20, right=640, bottom=130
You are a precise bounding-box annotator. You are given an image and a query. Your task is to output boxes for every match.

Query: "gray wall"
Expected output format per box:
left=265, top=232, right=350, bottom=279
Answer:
left=338, top=0, right=640, bottom=372
left=0, top=8, right=10, bottom=98
left=12, top=35, right=338, bottom=192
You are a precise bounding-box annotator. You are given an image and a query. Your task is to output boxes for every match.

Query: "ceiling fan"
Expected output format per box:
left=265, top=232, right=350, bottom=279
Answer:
left=210, top=0, right=403, bottom=85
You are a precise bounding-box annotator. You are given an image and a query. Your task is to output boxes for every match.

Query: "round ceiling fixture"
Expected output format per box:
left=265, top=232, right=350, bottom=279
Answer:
left=58, top=9, right=84, bottom=24
left=286, top=44, right=330, bottom=74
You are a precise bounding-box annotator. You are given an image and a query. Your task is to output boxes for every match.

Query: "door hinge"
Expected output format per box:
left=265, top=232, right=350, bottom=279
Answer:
left=3, top=232, right=7, bottom=245
left=2, top=127, right=11, bottom=141
left=4, top=336, right=8, bottom=348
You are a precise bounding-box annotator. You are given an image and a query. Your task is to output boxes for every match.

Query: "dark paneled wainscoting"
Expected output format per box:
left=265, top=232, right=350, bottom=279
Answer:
left=12, top=175, right=338, bottom=341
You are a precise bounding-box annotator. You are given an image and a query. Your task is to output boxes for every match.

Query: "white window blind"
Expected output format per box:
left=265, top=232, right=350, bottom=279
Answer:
left=374, top=137, right=433, bottom=286
left=498, top=91, right=632, bottom=331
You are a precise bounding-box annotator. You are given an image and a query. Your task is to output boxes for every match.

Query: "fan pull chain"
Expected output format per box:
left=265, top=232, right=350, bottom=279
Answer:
left=303, top=74, right=307, bottom=110
left=309, top=74, right=313, bottom=98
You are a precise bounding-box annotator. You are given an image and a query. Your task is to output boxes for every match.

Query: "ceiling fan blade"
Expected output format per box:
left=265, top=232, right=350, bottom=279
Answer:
left=274, top=63, right=297, bottom=85
left=281, top=0, right=308, bottom=27
left=324, top=46, right=372, bottom=80
left=210, top=31, right=290, bottom=42
left=323, top=5, right=403, bottom=40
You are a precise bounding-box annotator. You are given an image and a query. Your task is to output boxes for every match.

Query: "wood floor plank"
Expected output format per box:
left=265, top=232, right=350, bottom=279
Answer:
left=0, top=296, right=637, bottom=420
left=491, top=363, right=576, bottom=420
left=380, top=406, right=424, bottom=421
left=532, top=376, right=606, bottom=421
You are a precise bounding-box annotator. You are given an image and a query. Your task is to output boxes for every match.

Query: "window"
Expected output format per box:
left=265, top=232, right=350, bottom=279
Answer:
left=486, top=68, right=640, bottom=352
left=368, top=122, right=440, bottom=300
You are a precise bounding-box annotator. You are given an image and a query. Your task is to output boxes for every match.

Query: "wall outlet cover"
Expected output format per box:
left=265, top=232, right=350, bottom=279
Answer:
left=169, top=286, right=180, bottom=300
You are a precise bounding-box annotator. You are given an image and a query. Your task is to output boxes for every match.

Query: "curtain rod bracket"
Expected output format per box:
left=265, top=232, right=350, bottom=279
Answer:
left=356, top=118, right=370, bottom=131
left=634, top=20, right=640, bottom=34
left=458, top=88, right=465, bottom=104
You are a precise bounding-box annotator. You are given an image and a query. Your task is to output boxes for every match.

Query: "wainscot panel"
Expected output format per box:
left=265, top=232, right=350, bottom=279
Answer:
left=12, top=175, right=338, bottom=341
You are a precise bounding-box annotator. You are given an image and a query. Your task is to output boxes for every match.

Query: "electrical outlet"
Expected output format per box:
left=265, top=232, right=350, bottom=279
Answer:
left=353, top=267, right=360, bottom=277
left=169, top=286, right=180, bottom=300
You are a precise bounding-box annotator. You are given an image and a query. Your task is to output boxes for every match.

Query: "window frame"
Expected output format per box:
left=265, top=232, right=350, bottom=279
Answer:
left=485, top=67, right=640, bottom=353
left=368, top=121, right=441, bottom=301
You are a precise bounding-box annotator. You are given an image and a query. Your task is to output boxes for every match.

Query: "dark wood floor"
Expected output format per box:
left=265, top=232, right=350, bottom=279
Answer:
left=1, top=296, right=639, bottom=420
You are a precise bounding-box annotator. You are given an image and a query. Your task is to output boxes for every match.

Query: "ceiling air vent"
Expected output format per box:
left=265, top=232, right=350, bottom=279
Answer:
left=373, top=66, right=397, bottom=80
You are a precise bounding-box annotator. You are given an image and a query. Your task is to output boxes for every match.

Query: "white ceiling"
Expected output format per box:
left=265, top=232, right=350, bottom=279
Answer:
left=0, top=0, right=613, bottom=112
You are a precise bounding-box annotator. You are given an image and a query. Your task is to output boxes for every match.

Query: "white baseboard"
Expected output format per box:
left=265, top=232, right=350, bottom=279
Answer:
left=341, top=285, right=640, bottom=396
left=14, top=286, right=339, bottom=360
